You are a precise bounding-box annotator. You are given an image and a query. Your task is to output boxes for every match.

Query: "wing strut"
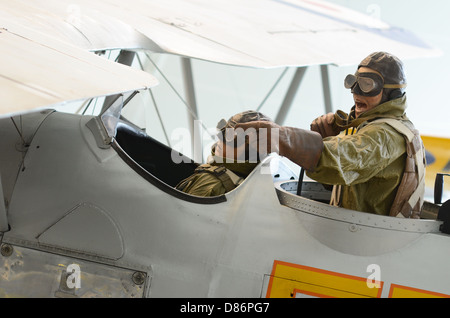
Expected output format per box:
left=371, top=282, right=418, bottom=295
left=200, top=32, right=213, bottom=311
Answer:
left=275, top=67, right=307, bottom=125
left=181, top=57, right=203, bottom=163
left=101, top=50, right=136, bottom=113
left=320, top=65, right=333, bottom=113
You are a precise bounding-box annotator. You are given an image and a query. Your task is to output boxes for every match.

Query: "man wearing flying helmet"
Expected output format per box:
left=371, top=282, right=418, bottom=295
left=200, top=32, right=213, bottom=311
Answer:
left=176, top=110, right=273, bottom=197
left=237, top=52, right=426, bottom=218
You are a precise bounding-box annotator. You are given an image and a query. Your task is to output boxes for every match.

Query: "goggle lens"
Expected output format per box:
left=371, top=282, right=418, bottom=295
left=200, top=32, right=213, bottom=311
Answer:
left=344, top=72, right=384, bottom=97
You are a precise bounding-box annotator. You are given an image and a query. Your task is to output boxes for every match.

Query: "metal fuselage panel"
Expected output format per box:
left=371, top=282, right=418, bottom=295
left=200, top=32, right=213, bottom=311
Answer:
left=2, top=111, right=450, bottom=298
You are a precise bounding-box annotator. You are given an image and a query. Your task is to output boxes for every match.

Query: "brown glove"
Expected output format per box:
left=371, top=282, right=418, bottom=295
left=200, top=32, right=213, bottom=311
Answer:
left=235, top=121, right=323, bottom=171
left=310, top=112, right=341, bottom=138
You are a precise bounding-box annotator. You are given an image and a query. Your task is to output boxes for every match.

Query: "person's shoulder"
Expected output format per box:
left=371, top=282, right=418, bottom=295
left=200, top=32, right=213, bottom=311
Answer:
left=363, top=118, right=405, bottom=131
left=357, top=119, right=406, bottom=147
left=186, top=168, right=226, bottom=195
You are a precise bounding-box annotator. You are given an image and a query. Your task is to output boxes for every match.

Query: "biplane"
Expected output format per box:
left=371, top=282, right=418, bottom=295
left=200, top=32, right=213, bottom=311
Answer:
left=1, top=0, right=449, bottom=298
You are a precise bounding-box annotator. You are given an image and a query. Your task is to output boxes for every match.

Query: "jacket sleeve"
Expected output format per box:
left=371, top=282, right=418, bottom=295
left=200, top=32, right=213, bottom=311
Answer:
left=306, top=122, right=406, bottom=186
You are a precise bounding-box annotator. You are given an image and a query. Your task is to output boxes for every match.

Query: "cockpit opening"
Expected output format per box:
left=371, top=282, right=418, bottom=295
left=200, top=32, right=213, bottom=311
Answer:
left=115, top=121, right=197, bottom=187
left=112, top=120, right=227, bottom=204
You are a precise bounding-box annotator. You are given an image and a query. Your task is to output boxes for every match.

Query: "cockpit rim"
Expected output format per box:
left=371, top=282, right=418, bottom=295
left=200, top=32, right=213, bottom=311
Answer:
left=274, top=180, right=443, bottom=234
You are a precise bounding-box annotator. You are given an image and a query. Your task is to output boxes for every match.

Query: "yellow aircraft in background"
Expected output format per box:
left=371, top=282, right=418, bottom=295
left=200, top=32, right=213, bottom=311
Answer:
left=423, top=135, right=450, bottom=201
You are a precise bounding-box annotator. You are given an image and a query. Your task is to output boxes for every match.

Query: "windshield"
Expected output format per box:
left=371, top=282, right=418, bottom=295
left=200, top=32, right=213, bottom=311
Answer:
left=100, top=91, right=138, bottom=139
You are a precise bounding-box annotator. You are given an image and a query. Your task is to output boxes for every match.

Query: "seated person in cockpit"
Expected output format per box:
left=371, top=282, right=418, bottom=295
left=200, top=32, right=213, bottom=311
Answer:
left=175, top=110, right=273, bottom=197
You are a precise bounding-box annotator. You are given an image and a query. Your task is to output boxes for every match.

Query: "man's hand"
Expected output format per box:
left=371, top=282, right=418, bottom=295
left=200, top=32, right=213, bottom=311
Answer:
left=310, top=112, right=341, bottom=138
left=235, top=121, right=324, bottom=171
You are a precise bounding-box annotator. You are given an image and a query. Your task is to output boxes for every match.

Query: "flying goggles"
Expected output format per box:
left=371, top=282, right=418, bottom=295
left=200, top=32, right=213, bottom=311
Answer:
left=344, top=72, right=406, bottom=97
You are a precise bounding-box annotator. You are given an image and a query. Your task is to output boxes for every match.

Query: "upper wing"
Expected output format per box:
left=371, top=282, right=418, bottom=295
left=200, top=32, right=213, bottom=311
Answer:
left=0, top=25, right=158, bottom=118
left=0, top=0, right=440, bottom=118
left=110, top=0, right=440, bottom=67
left=1, top=0, right=440, bottom=68
left=0, top=0, right=160, bottom=51
left=0, top=0, right=161, bottom=119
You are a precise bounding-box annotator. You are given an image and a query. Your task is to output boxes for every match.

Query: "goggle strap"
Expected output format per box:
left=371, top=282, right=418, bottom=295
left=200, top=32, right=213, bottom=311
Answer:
left=383, top=83, right=407, bottom=89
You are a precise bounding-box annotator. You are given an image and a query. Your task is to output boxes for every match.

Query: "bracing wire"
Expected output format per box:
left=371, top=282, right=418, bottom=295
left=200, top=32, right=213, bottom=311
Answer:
left=143, top=52, right=216, bottom=141
left=136, top=53, right=171, bottom=147
left=256, top=67, right=289, bottom=112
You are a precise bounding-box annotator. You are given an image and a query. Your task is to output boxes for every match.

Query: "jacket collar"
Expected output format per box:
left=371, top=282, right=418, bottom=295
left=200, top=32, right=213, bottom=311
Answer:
left=359, top=94, right=407, bottom=120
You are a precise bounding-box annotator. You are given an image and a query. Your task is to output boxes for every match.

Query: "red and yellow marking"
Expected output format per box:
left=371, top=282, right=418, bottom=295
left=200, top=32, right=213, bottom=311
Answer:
left=266, top=260, right=450, bottom=298
left=389, top=284, right=450, bottom=298
left=266, top=260, right=383, bottom=298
